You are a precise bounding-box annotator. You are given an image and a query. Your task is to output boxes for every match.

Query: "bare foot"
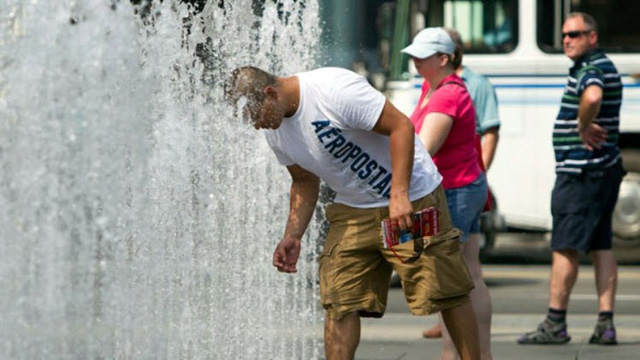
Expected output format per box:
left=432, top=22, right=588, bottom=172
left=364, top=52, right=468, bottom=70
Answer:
left=422, top=323, right=443, bottom=339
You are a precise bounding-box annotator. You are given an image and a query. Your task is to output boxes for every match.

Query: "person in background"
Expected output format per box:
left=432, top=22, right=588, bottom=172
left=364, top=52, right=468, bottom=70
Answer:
left=402, top=28, right=493, bottom=360
left=227, top=65, right=480, bottom=360
left=448, top=29, right=500, bottom=171
left=518, top=12, right=625, bottom=346
left=421, top=28, right=500, bottom=349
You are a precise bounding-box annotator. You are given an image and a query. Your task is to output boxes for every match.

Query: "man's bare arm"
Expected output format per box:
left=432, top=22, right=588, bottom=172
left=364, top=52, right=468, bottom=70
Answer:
left=481, top=127, right=499, bottom=170
left=284, top=164, right=320, bottom=240
left=272, top=164, right=319, bottom=273
left=578, top=85, right=606, bottom=151
left=372, top=99, right=415, bottom=230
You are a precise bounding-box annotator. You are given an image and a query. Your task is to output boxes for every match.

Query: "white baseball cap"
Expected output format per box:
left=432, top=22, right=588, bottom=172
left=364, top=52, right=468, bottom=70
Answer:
left=401, top=27, right=455, bottom=59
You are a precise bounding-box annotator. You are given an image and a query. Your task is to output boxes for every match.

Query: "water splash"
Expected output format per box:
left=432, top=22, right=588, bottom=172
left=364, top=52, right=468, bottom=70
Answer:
left=0, top=1, right=322, bottom=358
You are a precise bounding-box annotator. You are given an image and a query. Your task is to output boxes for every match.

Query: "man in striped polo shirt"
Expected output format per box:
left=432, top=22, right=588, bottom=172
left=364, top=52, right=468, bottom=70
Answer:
left=518, top=12, right=625, bottom=346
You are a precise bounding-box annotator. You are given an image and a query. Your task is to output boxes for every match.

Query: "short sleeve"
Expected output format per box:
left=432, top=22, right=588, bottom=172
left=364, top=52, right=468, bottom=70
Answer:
left=332, top=73, right=386, bottom=130
left=577, top=65, right=605, bottom=94
left=474, top=78, right=500, bottom=134
left=264, top=133, right=295, bottom=166
left=427, top=86, right=458, bottom=119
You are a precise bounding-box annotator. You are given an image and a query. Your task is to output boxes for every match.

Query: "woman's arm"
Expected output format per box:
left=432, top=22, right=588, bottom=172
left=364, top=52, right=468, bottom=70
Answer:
left=417, top=112, right=454, bottom=156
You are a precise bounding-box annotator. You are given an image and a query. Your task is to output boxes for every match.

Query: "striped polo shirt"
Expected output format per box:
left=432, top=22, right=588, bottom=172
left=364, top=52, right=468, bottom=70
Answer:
left=553, top=48, right=622, bottom=174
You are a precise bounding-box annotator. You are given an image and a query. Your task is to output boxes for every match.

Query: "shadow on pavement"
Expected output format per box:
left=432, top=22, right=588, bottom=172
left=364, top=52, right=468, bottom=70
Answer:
left=484, top=277, right=541, bottom=288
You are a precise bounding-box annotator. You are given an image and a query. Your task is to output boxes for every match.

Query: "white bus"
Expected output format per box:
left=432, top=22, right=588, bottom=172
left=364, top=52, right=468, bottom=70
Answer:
left=373, top=0, right=640, bottom=252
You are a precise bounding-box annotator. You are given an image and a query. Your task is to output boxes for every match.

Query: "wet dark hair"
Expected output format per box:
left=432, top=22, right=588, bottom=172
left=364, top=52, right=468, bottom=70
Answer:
left=226, top=66, right=278, bottom=104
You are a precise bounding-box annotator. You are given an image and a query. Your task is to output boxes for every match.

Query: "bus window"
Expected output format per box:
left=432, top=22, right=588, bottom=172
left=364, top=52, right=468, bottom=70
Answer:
left=440, top=0, right=518, bottom=53
left=388, top=0, right=519, bottom=79
left=537, top=0, right=640, bottom=53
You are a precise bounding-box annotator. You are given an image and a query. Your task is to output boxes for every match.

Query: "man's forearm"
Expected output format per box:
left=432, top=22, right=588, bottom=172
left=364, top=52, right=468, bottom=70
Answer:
left=284, top=178, right=320, bottom=240
left=370, top=100, right=415, bottom=228
left=577, top=101, right=600, bottom=131
left=388, top=120, right=414, bottom=198
left=481, top=129, right=499, bottom=170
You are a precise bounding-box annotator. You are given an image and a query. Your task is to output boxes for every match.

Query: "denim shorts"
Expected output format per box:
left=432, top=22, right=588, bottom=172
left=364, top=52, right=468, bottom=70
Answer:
left=444, top=172, right=488, bottom=243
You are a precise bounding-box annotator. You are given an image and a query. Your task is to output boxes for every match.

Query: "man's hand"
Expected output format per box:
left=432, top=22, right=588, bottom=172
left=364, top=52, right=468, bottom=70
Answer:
left=273, top=235, right=301, bottom=273
left=579, top=123, right=607, bottom=151
left=389, top=194, right=413, bottom=230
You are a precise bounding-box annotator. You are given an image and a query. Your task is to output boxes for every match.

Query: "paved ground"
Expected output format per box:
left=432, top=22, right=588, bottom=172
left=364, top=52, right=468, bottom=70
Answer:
left=353, top=264, right=640, bottom=360
left=356, top=313, right=640, bottom=360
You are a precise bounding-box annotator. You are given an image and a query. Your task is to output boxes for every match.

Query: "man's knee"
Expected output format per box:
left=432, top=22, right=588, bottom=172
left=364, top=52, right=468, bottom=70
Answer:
left=589, top=249, right=616, bottom=262
left=553, top=249, right=580, bottom=264
left=324, top=311, right=360, bottom=338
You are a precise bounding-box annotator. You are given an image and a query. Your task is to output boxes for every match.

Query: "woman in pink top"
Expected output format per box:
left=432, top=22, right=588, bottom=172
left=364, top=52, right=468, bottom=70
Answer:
left=402, top=27, right=492, bottom=360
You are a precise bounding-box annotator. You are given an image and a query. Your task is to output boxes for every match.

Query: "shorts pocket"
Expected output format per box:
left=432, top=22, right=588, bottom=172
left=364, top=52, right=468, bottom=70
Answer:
left=551, top=175, right=585, bottom=215
left=319, top=238, right=339, bottom=303
left=421, top=227, right=462, bottom=250
left=422, top=228, right=474, bottom=300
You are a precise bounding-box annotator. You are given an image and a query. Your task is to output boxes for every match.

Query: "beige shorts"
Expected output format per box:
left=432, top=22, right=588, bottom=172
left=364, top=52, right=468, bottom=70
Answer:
left=319, top=185, right=473, bottom=320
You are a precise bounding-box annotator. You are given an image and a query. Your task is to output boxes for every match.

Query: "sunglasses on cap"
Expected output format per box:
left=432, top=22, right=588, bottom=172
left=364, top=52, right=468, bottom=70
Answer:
left=562, top=30, right=591, bottom=39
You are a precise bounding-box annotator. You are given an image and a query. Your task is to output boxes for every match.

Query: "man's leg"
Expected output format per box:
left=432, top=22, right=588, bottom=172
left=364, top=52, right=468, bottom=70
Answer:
left=463, top=234, right=493, bottom=360
left=324, top=312, right=360, bottom=360
left=589, top=249, right=618, bottom=344
left=518, top=249, right=578, bottom=344
left=590, top=249, right=617, bottom=311
left=440, top=234, right=492, bottom=360
left=549, top=249, right=580, bottom=310
left=439, top=313, right=457, bottom=360
left=441, top=300, right=480, bottom=360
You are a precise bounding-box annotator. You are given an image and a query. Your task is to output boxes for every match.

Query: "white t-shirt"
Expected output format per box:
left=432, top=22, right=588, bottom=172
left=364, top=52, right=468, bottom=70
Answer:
left=265, top=67, right=441, bottom=208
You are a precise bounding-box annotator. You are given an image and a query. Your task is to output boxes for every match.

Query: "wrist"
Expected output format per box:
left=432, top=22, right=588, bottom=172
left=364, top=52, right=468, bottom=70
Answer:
left=577, top=118, right=591, bottom=133
left=284, top=233, right=302, bottom=242
left=390, top=186, right=409, bottom=198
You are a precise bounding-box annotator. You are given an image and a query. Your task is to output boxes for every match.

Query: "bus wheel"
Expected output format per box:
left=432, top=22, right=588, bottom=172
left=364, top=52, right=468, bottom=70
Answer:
left=613, top=150, right=640, bottom=248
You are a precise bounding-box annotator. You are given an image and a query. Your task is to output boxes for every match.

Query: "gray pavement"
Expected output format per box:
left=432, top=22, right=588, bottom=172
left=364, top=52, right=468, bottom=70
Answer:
left=354, top=264, right=640, bottom=360
left=356, top=313, right=640, bottom=360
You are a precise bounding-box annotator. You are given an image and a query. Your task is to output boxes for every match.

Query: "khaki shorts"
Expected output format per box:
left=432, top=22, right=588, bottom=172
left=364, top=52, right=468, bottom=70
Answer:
left=319, top=186, right=473, bottom=320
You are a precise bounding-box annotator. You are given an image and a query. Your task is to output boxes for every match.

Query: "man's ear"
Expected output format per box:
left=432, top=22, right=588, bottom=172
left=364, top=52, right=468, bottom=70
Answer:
left=589, top=31, right=598, bottom=47
left=264, top=85, right=278, bottom=100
